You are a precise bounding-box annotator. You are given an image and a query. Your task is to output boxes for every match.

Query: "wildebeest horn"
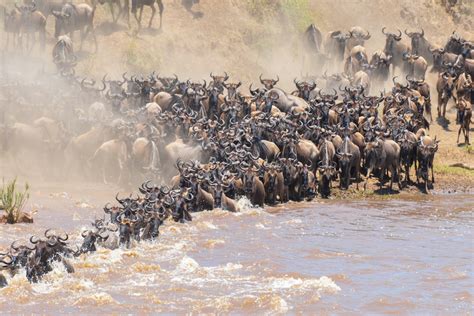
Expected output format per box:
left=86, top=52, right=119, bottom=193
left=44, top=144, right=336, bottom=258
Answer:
left=273, top=75, right=280, bottom=84
left=382, top=27, right=387, bottom=35
left=58, top=233, right=69, bottom=242
left=420, top=28, right=424, bottom=37
left=259, top=74, right=264, bottom=84
left=224, top=72, right=229, bottom=81
left=30, top=236, right=39, bottom=244
left=115, top=193, right=124, bottom=203
left=81, top=230, right=90, bottom=238
left=44, top=229, right=54, bottom=239
left=396, top=29, right=402, bottom=39
left=364, top=30, right=371, bottom=39
left=404, top=29, right=413, bottom=37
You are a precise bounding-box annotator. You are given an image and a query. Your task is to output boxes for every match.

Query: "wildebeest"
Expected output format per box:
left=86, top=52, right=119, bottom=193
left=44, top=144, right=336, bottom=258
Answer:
left=370, top=50, right=391, bottom=86
left=405, top=28, right=432, bottom=64
left=344, top=45, right=368, bottom=76
left=345, top=26, right=371, bottom=54
left=3, top=7, right=22, bottom=49
left=436, top=71, right=458, bottom=118
left=402, top=53, right=428, bottom=80
left=364, top=138, right=401, bottom=191
left=52, top=35, right=76, bottom=74
left=324, top=30, right=350, bottom=70
left=52, top=3, right=97, bottom=52
left=15, top=2, right=47, bottom=51
left=337, top=136, right=361, bottom=190
left=382, top=27, right=410, bottom=75
left=430, top=47, right=458, bottom=73
left=456, top=98, right=472, bottom=145
left=416, top=136, right=439, bottom=193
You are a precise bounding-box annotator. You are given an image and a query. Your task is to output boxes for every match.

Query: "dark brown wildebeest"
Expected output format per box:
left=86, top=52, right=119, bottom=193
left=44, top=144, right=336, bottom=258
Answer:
left=130, top=0, right=164, bottom=30
left=436, top=71, right=457, bottom=118
left=456, top=98, right=472, bottom=145
left=324, top=30, right=350, bottom=68
left=382, top=27, right=410, bottom=75
left=364, top=138, right=402, bottom=191
left=416, top=136, right=439, bottom=193
left=430, top=47, right=458, bottom=73
left=370, top=50, right=391, bottom=86
left=259, top=74, right=279, bottom=90
left=405, top=28, right=433, bottom=64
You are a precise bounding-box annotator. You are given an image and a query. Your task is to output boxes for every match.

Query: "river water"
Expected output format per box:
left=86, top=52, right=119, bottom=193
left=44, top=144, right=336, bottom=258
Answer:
left=0, top=192, right=473, bottom=314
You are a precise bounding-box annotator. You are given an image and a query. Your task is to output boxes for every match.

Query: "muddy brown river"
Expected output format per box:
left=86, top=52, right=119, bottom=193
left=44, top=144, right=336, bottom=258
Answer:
left=0, top=190, right=472, bottom=314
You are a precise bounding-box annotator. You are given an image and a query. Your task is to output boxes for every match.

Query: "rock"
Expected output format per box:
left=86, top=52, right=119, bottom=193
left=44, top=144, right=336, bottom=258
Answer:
left=0, top=212, right=34, bottom=224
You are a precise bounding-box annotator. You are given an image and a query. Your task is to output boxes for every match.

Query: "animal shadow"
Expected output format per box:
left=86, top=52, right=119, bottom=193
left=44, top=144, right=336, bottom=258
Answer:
left=95, top=21, right=128, bottom=36
left=373, top=185, right=400, bottom=195
left=139, top=27, right=163, bottom=36
left=436, top=116, right=450, bottom=131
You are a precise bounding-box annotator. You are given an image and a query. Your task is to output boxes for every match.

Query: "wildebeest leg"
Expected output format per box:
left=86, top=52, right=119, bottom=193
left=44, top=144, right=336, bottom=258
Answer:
left=134, top=6, right=143, bottom=29
left=40, top=29, right=45, bottom=51
left=157, top=0, right=163, bottom=29
left=457, top=125, right=462, bottom=143
left=437, top=95, right=442, bottom=118
left=148, top=3, right=156, bottom=28
left=109, top=2, right=116, bottom=22
left=425, top=100, right=432, bottom=122
left=379, top=167, right=386, bottom=190
left=430, top=161, right=435, bottom=184
left=117, top=158, right=124, bottom=185
left=364, top=168, right=371, bottom=191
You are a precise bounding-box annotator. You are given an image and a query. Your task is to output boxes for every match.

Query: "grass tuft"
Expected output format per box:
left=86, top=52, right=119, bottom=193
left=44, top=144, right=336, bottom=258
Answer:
left=0, top=178, right=30, bottom=224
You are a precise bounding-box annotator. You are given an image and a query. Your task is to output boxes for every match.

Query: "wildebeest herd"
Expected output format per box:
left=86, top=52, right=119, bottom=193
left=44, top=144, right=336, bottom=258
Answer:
left=1, top=8, right=473, bottom=287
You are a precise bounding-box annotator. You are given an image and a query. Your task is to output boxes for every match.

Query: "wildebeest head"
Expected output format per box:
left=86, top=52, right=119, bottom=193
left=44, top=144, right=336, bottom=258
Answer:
left=223, top=81, right=241, bottom=99
left=294, top=79, right=317, bottom=101
left=259, top=74, right=279, bottom=89
left=440, top=71, right=457, bottom=97
left=52, top=3, right=77, bottom=37
left=117, top=213, right=139, bottom=248
left=417, top=136, right=439, bottom=180
left=382, top=27, right=402, bottom=54
left=445, top=31, right=464, bottom=54
left=348, top=26, right=371, bottom=48
left=210, top=72, right=229, bottom=88
left=9, top=241, right=35, bottom=268
left=330, top=31, right=351, bottom=59
left=79, top=229, right=109, bottom=254
left=405, top=28, right=425, bottom=55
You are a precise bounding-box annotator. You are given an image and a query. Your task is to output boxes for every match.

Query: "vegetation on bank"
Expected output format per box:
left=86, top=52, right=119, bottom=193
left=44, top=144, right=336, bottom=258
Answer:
left=0, top=178, right=31, bottom=224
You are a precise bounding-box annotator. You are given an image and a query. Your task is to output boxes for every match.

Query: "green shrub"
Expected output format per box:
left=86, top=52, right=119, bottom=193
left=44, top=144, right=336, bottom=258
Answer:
left=0, top=178, right=30, bottom=224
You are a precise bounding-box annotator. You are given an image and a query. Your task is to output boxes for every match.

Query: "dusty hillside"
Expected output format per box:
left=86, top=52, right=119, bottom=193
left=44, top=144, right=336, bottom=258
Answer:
left=1, top=0, right=472, bottom=83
